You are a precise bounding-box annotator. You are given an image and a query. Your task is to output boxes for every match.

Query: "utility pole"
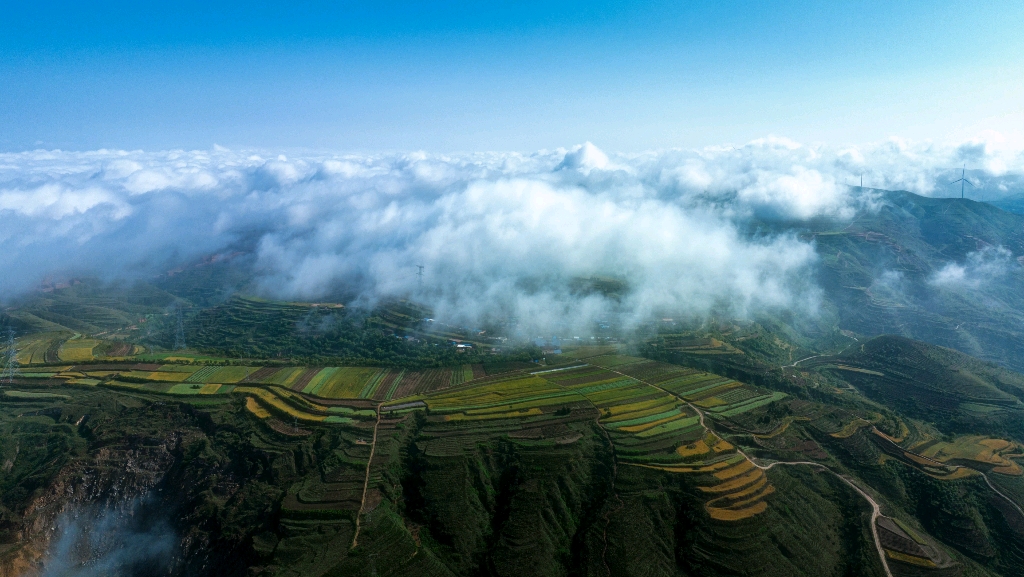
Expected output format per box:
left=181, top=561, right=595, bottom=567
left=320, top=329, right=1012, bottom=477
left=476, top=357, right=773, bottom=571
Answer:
left=951, top=165, right=974, bottom=199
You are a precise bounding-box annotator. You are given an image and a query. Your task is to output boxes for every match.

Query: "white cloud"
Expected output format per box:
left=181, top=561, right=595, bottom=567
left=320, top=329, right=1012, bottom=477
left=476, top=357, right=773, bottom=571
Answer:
left=0, top=184, right=130, bottom=220
left=556, top=142, right=611, bottom=173
left=1, top=136, right=1024, bottom=332
left=929, top=246, right=1014, bottom=289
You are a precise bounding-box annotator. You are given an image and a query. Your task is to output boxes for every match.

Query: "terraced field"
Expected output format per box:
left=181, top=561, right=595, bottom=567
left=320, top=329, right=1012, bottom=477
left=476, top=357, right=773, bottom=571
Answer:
left=12, top=332, right=67, bottom=364
left=904, top=435, right=1024, bottom=476
left=57, top=337, right=101, bottom=362
left=7, top=350, right=788, bottom=523
left=398, top=355, right=788, bottom=522
left=806, top=336, right=1024, bottom=434
left=7, top=342, right=1024, bottom=576
left=183, top=365, right=257, bottom=383
left=11, top=344, right=1020, bottom=556
left=538, top=358, right=779, bottom=520
left=418, top=374, right=586, bottom=421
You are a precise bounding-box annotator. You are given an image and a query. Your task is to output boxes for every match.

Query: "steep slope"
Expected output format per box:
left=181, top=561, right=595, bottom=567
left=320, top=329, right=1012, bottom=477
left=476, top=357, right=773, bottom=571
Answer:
left=804, top=335, right=1024, bottom=438
left=807, top=190, right=1024, bottom=372
left=987, top=194, right=1024, bottom=216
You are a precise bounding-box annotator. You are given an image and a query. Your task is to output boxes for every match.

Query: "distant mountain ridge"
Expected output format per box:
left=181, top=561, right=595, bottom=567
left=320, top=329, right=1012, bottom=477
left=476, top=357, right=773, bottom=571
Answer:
left=804, top=189, right=1024, bottom=372
left=987, top=193, right=1024, bottom=216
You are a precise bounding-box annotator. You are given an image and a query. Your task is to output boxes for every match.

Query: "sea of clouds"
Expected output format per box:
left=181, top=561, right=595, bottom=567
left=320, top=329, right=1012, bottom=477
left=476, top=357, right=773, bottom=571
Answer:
left=2, top=136, right=1022, bottom=332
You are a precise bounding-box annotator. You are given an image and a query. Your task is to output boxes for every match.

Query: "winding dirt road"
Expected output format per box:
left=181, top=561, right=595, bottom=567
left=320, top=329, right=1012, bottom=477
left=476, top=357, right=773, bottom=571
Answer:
left=755, top=460, right=893, bottom=577
left=351, top=403, right=383, bottom=549
left=600, top=365, right=894, bottom=577
left=980, top=472, right=1024, bottom=516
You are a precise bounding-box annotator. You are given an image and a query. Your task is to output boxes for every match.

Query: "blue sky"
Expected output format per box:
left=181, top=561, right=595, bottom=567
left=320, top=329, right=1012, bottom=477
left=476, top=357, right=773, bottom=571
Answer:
left=3, top=1, right=1024, bottom=152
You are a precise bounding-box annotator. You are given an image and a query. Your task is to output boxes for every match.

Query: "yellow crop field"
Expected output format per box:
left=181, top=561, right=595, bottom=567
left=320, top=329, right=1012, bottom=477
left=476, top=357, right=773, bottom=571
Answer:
left=913, top=435, right=1023, bottom=475
left=711, top=439, right=734, bottom=452
left=59, top=339, right=100, bottom=362
left=446, top=407, right=543, bottom=421
left=199, top=383, right=222, bottom=394
left=707, top=500, right=767, bottom=521
left=271, top=386, right=331, bottom=412
left=603, top=397, right=675, bottom=418
left=700, top=469, right=764, bottom=494
left=234, top=387, right=325, bottom=422
left=928, top=468, right=977, bottom=480
left=246, top=397, right=270, bottom=419
left=676, top=440, right=710, bottom=458
left=644, top=457, right=739, bottom=474
left=726, top=475, right=769, bottom=500
left=713, top=460, right=755, bottom=480
left=980, top=439, right=1012, bottom=451
left=707, top=484, right=775, bottom=512
left=265, top=367, right=306, bottom=387
left=885, top=550, right=937, bottom=568
left=126, top=371, right=191, bottom=382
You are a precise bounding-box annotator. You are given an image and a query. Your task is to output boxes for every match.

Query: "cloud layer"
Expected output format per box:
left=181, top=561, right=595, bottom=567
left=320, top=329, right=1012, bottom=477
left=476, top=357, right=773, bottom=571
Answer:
left=3, top=136, right=1024, bottom=333
left=929, top=246, right=1014, bottom=289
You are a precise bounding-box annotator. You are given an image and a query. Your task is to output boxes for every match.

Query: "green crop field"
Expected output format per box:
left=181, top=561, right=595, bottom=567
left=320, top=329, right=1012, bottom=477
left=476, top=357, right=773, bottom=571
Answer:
left=263, top=367, right=306, bottom=387
left=5, top=337, right=1024, bottom=576
left=316, top=367, right=382, bottom=398
left=12, top=332, right=65, bottom=365
left=58, top=337, right=100, bottom=362
left=206, top=366, right=257, bottom=383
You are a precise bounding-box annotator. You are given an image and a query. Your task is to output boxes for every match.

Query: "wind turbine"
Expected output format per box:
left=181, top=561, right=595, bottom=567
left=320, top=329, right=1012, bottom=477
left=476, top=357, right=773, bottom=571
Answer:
left=951, top=165, right=974, bottom=199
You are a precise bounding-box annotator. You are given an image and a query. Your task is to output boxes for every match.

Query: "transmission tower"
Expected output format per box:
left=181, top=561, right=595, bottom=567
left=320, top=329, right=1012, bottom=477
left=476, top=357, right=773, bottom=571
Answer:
left=951, top=165, right=974, bottom=199
left=174, top=306, right=187, bottom=351
left=1, top=328, right=20, bottom=387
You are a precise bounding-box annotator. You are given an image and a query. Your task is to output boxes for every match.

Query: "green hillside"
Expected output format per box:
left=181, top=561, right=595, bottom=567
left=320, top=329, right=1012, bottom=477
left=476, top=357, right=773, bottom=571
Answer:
left=809, top=190, right=1024, bottom=372
left=3, top=347, right=1023, bottom=576
left=4, top=188, right=1024, bottom=575
left=805, top=336, right=1024, bottom=438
